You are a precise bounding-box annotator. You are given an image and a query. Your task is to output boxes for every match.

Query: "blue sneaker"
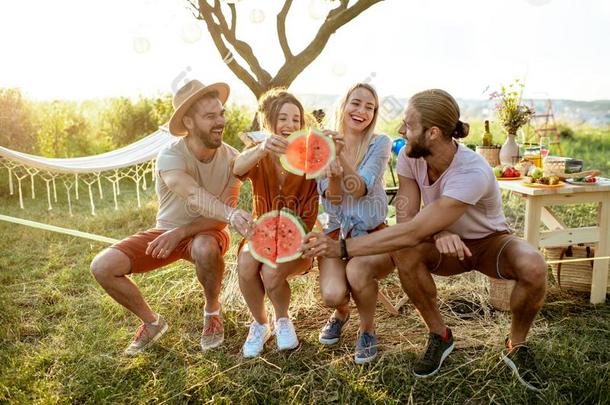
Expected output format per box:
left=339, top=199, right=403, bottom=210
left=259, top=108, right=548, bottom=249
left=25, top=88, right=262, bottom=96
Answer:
left=319, top=315, right=349, bottom=345
left=354, top=331, right=378, bottom=364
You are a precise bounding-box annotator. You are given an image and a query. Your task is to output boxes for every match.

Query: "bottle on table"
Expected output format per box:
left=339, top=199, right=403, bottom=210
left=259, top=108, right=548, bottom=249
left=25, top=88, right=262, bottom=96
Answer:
left=482, top=120, right=493, bottom=146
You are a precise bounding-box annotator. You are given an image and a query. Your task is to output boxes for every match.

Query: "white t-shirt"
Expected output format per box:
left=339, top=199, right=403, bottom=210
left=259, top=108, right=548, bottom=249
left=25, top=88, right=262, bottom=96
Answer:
left=155, top=138, right=241, bottom=230
left=396, top=142, right=509, bottom=239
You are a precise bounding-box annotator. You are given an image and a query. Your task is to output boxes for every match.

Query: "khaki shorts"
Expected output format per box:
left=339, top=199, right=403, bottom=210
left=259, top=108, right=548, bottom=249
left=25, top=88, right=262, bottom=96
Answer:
left=110, top=228, right=229, bottom=274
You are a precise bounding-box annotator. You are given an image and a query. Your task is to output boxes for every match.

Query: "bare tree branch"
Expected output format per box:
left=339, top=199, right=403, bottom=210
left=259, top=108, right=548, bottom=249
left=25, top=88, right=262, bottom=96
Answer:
left=272, top=0, right=383, bottom=87
left=277, top=0, right=293, bottom=61
left=192, top=0, right=383, bottom=102
left=197, top=1, right=263, bottom=96
left=228, top=3, right=237, bottom=35
left=201, top=0, right=272, bottom=86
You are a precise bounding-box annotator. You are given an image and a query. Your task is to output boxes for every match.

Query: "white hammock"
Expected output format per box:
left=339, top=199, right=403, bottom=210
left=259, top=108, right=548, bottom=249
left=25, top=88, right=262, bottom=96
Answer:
left=0, top=126, right=174, bottom=214
left=0, top=126, right=173, bottom=174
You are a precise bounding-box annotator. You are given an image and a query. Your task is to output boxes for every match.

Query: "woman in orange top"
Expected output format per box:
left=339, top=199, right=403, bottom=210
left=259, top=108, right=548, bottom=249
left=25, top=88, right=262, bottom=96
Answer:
left=233, top=89, right=319, bottom=358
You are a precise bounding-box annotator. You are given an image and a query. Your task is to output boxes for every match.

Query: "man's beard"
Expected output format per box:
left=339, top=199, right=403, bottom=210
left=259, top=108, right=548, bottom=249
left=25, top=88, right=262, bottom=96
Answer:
left=195, top=125, right=224, bottom=149
left=406, top=134, right=431, bottom=158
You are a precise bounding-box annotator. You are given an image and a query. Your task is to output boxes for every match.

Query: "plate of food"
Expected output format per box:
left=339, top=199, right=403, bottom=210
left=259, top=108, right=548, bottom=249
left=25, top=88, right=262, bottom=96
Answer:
left=566, top=176, right=610, bottom=186
left=493, top=165, right=522, bottom=180
left=497, top=176, right=523, bottom=181
left=522, top=171, right=565, bottom=188
left=522, top=180, right=566, bottom=189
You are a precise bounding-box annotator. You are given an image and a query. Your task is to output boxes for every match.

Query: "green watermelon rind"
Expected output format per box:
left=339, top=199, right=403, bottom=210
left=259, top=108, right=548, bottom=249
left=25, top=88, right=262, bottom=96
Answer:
left=276, top=208, right=307, bottom=264
left=248, top=210, right=279, bottom=269
left=279, top=129, right=307, bottom=176
left=305, top=128, right=336, bottom=180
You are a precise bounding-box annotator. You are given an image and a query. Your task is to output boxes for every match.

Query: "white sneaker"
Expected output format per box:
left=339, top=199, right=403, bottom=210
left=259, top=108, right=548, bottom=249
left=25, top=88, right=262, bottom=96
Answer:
left=242, top=321, right=272, bottom=358
left=275, top=317, right=299, bottom=351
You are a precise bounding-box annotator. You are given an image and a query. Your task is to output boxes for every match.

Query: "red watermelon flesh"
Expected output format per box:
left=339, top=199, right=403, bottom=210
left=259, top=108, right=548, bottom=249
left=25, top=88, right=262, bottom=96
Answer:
left=248, top=211, right=278, bottom=268
left=280, top=128, right=335, bottom=179
left=305, top=130, right=335, bottom=179
left=281, top=130, right=307, bottom=175
left=276, top=209, right=307, bottom=263
left=248, top=208, right=306, bottom=268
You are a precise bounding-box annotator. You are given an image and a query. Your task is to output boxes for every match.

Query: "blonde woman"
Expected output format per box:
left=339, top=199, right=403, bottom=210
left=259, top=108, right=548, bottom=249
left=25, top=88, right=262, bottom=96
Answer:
left=233, top=89, right=319, bottom=358
left=316, top=83, right=393, bottom=363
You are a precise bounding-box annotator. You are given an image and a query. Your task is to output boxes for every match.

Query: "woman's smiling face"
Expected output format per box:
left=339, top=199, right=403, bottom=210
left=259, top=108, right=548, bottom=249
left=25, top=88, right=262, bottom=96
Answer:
left=274, top=102, right=302, bottom=136
left=342, top=87, right=376, bottom=134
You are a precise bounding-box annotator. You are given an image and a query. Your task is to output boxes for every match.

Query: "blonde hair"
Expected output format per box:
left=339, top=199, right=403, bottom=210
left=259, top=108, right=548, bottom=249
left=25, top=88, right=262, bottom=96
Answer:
left=409, top=89, right=470, bottom=139
left=257, top=88, right=305, bottom=134
left=334, top=83, right=380, bottom=167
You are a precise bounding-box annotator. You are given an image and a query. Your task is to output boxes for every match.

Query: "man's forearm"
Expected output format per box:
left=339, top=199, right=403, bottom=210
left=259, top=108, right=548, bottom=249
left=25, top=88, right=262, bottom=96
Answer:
left=344, top=197, right=468, bottom=257
left=174, top=216, right=219, bottom=240
left=186, top=188, right=235, bottom=224
left=345, top=221, right=420, bottom=257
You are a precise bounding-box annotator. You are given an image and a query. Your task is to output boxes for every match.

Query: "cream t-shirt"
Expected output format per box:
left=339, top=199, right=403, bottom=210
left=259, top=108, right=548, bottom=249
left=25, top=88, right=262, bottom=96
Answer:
left=155, top=138, right=241, bottom=230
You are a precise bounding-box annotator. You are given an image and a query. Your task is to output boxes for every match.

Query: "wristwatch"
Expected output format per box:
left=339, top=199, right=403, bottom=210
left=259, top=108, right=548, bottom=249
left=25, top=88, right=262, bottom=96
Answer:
left=340, top=237, right=349, bottom=261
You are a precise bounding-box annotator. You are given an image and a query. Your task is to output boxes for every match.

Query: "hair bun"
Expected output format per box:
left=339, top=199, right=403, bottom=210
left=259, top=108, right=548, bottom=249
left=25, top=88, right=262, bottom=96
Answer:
left=453, top=120, right=470, bottom=139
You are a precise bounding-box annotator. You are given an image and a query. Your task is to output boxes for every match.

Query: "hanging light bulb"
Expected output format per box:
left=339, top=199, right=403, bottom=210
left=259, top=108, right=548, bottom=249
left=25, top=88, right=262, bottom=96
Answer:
left=249, top=8, right=265, bottom=24
left=181, top=21, right=202, bottom=44
left=133, top=37, right=151, bottom=54
left=332, top=62, right=347, bottom=77
left=308, top=0, right=328, bottom=20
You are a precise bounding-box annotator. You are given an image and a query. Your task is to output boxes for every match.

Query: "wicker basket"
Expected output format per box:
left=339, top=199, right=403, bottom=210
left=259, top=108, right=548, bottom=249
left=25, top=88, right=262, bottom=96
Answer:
left=476, top=146, right=501, bottom=167
left=545, top=245, right=610, bottom=292
left=489, top=278, right=515, bottom=311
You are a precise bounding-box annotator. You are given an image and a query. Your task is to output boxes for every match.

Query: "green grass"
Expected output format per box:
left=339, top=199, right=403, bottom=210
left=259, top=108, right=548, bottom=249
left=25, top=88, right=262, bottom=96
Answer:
left=1, top=127, right=610, bottom=404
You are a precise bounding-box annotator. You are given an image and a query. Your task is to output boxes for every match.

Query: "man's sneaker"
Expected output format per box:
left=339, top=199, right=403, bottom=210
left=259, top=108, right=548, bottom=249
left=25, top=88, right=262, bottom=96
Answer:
left=354, top=331, right=378, bottom=364
left=319, top=315, right=350, bottom=345
left=275, top=317, right=299, bottom=351
left=502, top=338, right=549, bottom=392
left=124, top=314, right=169, bottom=356
left=413, top=329, right=454, bottom=378
left=242, top=321, right=272, bottom=358
left=200, top=314, right=224, bottom=351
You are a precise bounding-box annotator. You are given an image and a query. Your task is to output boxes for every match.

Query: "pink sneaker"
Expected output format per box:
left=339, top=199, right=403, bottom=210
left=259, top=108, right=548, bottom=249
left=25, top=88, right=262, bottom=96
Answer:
left=124, top=315, right=168, bottom=356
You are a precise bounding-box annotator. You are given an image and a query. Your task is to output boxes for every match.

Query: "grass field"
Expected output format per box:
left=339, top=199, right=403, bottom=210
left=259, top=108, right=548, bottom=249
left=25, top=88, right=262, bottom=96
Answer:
left=1, top=128, right=609, bottom=404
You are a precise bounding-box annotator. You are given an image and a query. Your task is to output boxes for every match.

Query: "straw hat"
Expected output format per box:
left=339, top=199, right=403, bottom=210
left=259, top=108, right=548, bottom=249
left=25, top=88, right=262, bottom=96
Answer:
left=168, top=80, right=230, bottom=136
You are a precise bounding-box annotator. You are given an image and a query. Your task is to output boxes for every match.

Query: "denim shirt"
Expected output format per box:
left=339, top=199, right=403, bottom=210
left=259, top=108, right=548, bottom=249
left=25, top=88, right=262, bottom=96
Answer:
left=317, top=134, right=391, bottom=237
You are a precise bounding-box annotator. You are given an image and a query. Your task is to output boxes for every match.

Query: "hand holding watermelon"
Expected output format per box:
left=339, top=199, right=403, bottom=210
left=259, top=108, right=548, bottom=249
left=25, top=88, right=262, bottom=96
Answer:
left=300, top=232, right=341, bottom=259
left=323, top=129, right=344, bottom=155
left=325, top=159, right=344, bottom=178
left=228, top=208, right=255, bottom=238
left=261, top=134, right=289, bottom=155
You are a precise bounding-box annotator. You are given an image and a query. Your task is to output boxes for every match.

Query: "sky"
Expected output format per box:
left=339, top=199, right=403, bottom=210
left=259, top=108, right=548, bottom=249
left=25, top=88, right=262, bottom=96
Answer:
left=1, top=0, right=609, bottom=105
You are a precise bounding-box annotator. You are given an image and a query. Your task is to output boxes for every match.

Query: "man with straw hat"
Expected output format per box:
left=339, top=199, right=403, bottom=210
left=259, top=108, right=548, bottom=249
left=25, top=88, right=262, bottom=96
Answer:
left=91, top=79, right=254, bottom=355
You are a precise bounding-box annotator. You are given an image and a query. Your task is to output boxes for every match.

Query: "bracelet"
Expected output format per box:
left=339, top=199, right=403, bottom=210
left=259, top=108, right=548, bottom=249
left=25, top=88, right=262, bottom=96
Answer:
left=340, top=237, right=349, bottom=261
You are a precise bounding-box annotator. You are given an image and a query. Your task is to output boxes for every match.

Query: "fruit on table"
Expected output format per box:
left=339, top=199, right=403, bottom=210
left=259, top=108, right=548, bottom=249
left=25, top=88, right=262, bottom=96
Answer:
left=494, top=165, right=521, bottom=178
left=526, top=175, right=560, bottom=185
left=530, top=167, right=544, bottom=180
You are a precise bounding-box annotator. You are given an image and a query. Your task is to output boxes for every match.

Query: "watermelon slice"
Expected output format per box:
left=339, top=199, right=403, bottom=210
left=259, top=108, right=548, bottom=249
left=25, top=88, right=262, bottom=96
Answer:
left=280, top=128, right=335, bottom=179
left=248, top=208, right=307, bottom=268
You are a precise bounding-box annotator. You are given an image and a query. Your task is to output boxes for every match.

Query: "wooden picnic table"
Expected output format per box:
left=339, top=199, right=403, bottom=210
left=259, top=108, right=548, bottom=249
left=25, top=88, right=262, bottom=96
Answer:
left=498, top=179, right=610, bottom=304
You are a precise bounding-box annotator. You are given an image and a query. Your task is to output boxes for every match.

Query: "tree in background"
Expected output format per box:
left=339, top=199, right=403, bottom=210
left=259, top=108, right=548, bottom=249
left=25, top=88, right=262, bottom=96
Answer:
left=0, top=88, right=38, bottom=153
left=190, top=0, right=382, bottom=100
left=99, top=96, right=172, bottom=148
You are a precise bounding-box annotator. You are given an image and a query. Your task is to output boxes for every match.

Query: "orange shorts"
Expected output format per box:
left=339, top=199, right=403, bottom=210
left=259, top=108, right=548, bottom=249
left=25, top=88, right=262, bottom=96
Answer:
left=110, top=228, right=230, bottom=274
left=326, top=222, right=388, bottom=240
